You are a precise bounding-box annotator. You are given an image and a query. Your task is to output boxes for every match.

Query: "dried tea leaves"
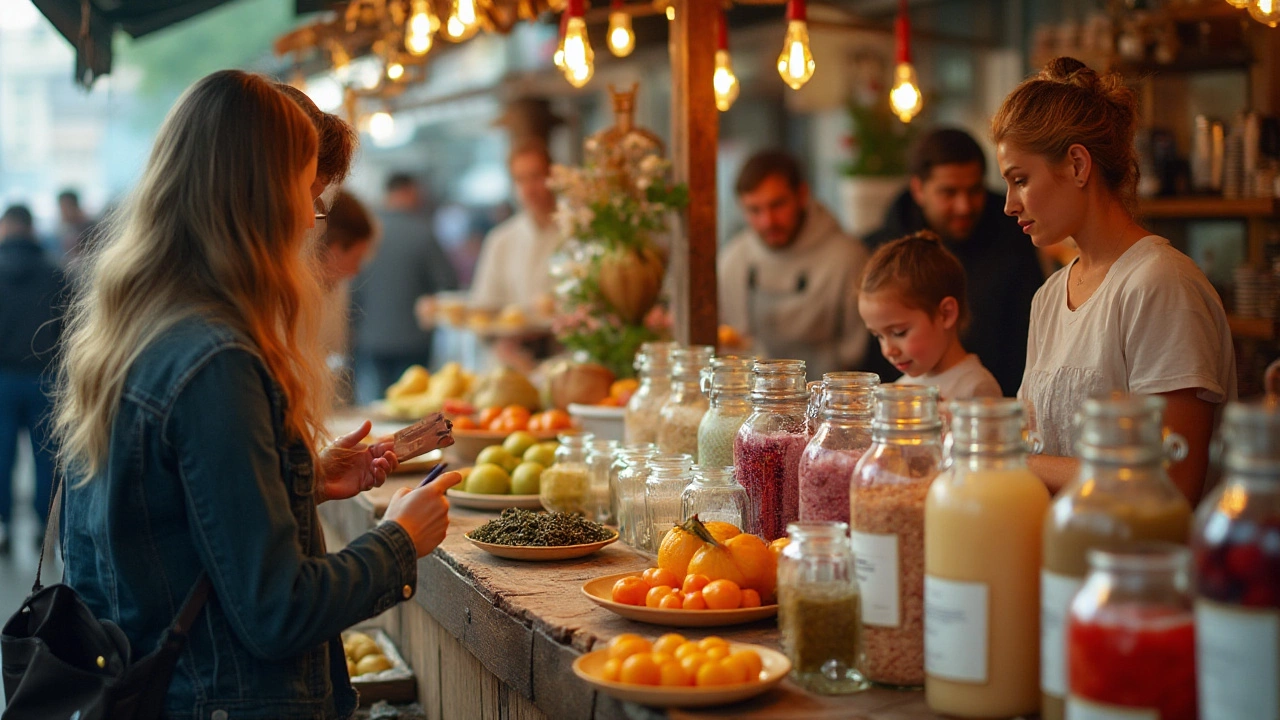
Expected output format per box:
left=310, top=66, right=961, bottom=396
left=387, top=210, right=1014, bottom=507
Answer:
left=470, top=508, right=614, bottom=547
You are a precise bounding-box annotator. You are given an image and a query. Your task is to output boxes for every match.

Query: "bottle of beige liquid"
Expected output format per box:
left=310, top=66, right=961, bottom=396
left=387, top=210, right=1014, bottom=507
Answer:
left=1039, top=395, right=1192, bottom=720
left=925, top=399, right=1050, bottom=717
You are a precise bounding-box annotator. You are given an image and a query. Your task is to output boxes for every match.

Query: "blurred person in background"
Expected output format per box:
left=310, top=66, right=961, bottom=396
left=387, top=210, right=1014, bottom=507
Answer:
left=863, top=128, right=1044, bottom=395
left=352, top=173, right=457, bottom=403
left=0, top=203, right=67, bottom=553
left=57, top=189, right=98, bottom=264
left=719, top=150, right=868, bottom=378
left=317, top=190, right=377, bottom=404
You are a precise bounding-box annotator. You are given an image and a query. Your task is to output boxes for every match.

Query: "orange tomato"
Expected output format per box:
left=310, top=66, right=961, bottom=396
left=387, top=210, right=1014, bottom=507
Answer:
left=681, top=574, right=710, bottom=594
left=673, top=641, right=701, bottom=660
left=610, top=576, right=650, bottom=606
left=657, top=658, right=692, bottom=687
left=704, top=646, right=730, bottom=662
left=658, top=592, right=684, bottom=610
left=642, top=567, right=680, bottom=589
left=607, top=635, right=651, bottom=661
left=600, top=657, right=623, bottom=682
left=739, top=589, right=762, bottom=608
left=652, top=633, right=686, bottom=656
left=719, top=655, right=752, bottom=684
left=541, top=409, right=573, bottom=430
left=729, top=650, right=763, bottom=680
left=678, top=652, right=707, bottom=677
left=681, top=592, right=707, bottom=610
left=697, top=636, right=729, bottom=652
left=644, top=585, right=675, bottom=608
left=701, top=579, right=743, bottom=610
left=619, top=653, right=662, bottom=686
left=526, top=415, right=544, bottom=432
left=502, top=404, right=531, bottom=419
left=489, top=417, right=521, bottom=434
left=695, top=661, right=736, bottom=687
left=477, top=407, right=502, bottom=428
left=451, top=416, right=478, bottom=430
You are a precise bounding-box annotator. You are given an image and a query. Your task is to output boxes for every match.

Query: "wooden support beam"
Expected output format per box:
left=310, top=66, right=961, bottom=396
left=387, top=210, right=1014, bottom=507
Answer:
left=668, top=0, right=719, bottom=347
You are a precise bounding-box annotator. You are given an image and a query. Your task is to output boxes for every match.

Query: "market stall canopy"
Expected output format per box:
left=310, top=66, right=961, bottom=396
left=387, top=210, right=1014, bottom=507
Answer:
left=32, top=0, right=316, bottom=86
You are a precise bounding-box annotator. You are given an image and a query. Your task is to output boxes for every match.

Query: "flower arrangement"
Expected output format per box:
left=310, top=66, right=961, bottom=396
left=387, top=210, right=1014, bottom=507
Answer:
left=547, top=107, right=688, bottom=379
left=841, top=56, right=915, bottom=177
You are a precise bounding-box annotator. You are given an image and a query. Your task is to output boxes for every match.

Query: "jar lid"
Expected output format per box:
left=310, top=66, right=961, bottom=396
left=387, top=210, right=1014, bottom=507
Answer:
left=819, top=372, right=879, bottom=417
left=872, top=385, right=941, bottom=430
left=1075, top=394, right=1178, bottom=465
left=1085, top=542, right=1191, bottom=575
left=1222, top=399, right=1280, bottom=474
left=749, top=359, right=808, bottom=400
left=671, top=345, right=715, bottom=376
left=701, top=356, right=754, bottom=394
left=948, top=398, right=1029, bottom=455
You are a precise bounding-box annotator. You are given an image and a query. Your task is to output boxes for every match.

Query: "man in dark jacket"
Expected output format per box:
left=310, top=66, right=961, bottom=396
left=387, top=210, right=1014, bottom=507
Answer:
left=863, top=128, right=1044, bottom=395
left=0, top=204, right=67, bottom=552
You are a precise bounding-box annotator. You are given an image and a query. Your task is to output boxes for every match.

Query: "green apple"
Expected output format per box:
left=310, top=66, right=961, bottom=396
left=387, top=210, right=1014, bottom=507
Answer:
left=475, top=446, right=519, bottom=473
left=502, top=431, right=538, bottom=458
left=465, top=463, right=511, bottom=495
left=523, top=442, right=558, bottom=468
left=510, top=462, right=544, bottom=495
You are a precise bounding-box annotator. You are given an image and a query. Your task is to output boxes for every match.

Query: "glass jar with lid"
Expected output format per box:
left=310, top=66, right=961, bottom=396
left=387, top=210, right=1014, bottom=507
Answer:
left=624, top=342, right=676, bottom=445
left=848, top=384, right=944, bottom=688
left=1067, top=544, right=1196, bottom=720
left=697, top=356, right=753, bottom=467
left=1040, top=395, right=1192, bottom=720
left=799, top=372, right=878, bottom=524
left=612, top=444, right=656, bottom=549
left=734, top=359, right=809, bottom=541
left=777, top=521, right=868, bottom=695
left=657, top=346, right=715, bottom=460
left=681, top=466, right=755, bottom=535
left=645, top=453, right=694, bottom=552
left=586, top=437, right=619, bottom=525
left=924, top=398, right=1049, bottom=717
left=540, top=432, right=593, bottom=515
left=1193, top=399, right=1280, bottom=720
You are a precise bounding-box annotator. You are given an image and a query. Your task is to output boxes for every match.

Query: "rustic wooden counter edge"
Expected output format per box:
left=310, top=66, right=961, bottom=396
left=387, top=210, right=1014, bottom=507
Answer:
left=319, top=488, right=941, bottom=720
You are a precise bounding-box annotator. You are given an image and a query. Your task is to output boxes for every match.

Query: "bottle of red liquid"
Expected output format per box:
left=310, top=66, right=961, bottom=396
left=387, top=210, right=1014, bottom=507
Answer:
left=1192, top=399, right=1280, bottom=720
left=1067, top=544, right=1196, bottom=720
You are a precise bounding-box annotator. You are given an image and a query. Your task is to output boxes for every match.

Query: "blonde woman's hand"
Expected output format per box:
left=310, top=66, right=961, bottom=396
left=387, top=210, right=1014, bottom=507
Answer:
left=317, top=420, right=399, bottom=503
left=383, top=471, right=461, bottom=557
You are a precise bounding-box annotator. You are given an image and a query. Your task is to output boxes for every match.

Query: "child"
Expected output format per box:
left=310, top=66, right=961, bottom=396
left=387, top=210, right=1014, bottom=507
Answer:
left=858, top=230, right=1002, bottom=400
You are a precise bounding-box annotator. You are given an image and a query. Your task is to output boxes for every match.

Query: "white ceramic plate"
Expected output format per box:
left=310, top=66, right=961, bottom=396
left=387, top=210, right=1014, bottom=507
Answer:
left=463, top=531, right=619, bottom=561
left=572, top=641, right=790, bottom=708
left=581, top=572, right=779, bottom=627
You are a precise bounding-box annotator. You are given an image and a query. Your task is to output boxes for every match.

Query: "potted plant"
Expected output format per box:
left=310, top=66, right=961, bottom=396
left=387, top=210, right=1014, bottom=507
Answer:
left=838, top=62, right=915, bottom=238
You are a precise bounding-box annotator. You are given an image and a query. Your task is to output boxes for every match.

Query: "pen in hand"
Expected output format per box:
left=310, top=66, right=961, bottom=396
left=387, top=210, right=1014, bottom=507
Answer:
left=417, top=462, right=450, bottom=489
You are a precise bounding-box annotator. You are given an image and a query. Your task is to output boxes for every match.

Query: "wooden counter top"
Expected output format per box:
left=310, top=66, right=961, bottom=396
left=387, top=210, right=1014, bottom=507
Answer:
left=320, top=488, right=947, bottom=719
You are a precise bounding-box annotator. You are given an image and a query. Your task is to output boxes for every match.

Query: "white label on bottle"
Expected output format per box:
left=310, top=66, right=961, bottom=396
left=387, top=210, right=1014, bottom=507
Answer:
left=851, top=530, right=900, bottom=627
left=1041, top=570, right=1085, bottom=698
left=924, top=576, right=989, bottom=683
left=1066, top=697, right=1158, bottom=720
left=1196, top=600, right=1280, bottom=720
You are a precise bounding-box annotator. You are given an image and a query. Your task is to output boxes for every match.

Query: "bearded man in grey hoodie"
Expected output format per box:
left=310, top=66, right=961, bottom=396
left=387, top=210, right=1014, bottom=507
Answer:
left=719, top=151, right=868, bottom=377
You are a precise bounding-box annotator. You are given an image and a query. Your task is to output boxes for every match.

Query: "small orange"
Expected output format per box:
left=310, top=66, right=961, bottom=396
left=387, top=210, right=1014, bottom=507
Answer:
left=607, top=635, right=651, bottom=661
left=729, top=650, right=763, bottom=680
left=719, top=655, right=752, bottom=684
left=702, top=579, right=743, bottom=610
left=642, top=567, right=680, bottom=589
left=681, top=591, right=707, bottom=610
left=681, top=573, right=710, bottom=594
left=501, top=404, right=532, bottom=421
left=695, top=660, right=736, bottom=687
left=619, top=653, right=662, bottom=686
left=673, top=641, right=701, bottom=660
left=697, top=636, right=729, bottom=652
left=600, top=657, right=623, bottom=682
left=678, top=652, right=707, bottom=677
left=644, top=585, right=675, bottom=608
left=526, top=415, right=544, bottom=432
left=596, top=396, right=622, bottom=407
left=477, top=407, right=502, bottom=428
left=658, top=592, right=683, bottom=610
left=704, top=646, right=730, bottom=662
left=652, top=633, right=686, bottom=656
left=541, top=409, right=573, bottom=430
left=610, top=576, right=650, bottom=606
left=739, top=589, right=762, bottom=608
left=657, top=658, right=692, bottom=687
left=451, top=416, right=478, bottom=430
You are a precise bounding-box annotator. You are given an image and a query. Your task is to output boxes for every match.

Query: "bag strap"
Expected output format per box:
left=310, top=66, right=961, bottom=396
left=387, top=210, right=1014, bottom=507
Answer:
left=34, top=471, right=214, bottom=635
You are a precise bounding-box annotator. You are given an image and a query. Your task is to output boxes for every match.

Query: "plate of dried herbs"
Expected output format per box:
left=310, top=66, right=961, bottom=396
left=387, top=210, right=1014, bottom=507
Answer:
left=464, top=508, right=619, bottom=561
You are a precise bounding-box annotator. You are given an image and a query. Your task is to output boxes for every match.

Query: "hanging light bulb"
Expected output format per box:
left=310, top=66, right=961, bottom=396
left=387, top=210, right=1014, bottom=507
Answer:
left=387, top=62, right=405, bottom=80
left=1249, top=0, right=1280, bottom=26
left=553, top=10, right=568, bottom=70
left=713, top=10, right=738, bottom=112
left=369, top=112, right=396, bottom=143
left=888, top=0, right=922, bottom=123
left=562, top=0, right=594, bottom=88
left=776, top=0, right=814, bottom=90
left=405, top=0, right=437, bottom=55
left=607, top=0, right=635, bottom=57
left=665, top=3, right=674, bottom=21
left=444, top=0, right=480, bottom=41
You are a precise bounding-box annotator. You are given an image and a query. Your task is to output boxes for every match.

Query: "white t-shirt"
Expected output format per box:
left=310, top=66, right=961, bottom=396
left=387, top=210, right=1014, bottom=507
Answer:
left=894, top=353, right=1003, bottom=400
left=1018, top=236, right=1236, bottom=456
left=469, top=211, right=562, bottom=311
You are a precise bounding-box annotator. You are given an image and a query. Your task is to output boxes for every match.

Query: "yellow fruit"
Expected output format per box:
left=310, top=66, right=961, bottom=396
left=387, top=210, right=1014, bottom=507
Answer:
left=600, top=658, right=623, bottom=682
left=695, top=661, right=736, bottom=687
left=347, top=637, right=380, bottom=661
left=355, top=653, right=393, bottom=675
left=673, top=641, right=701, bottom=660
left=658, top=659, right=693, bottom=687
left=619, top=653, right=662, bottom=685
left=657, top=515, right=741, bottom=578
left=386, top=366, right=429, bottom=399
left=652, top=633, right=686, bottom=656
left=704, top=646, right=730, bottom=662
left=697, top=636, right=729, bottom=651
left=720, top=655, right=752, bottom=684
left=679, top=652, right=708, bottom=677
left=729, top=650, right=763, bottom=680
left=346, top=659, right=356, bottom=676
left=607, top=635, right=652, bottom=661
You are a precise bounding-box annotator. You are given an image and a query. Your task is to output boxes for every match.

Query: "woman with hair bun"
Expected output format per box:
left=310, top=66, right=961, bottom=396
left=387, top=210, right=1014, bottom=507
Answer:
left=993, top=57, right=1235, bottom=503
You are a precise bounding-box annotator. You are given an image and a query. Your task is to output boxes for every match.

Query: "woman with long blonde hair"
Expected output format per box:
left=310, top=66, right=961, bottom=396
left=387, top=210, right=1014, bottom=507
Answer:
left=54, top=70, right=458, bottom=719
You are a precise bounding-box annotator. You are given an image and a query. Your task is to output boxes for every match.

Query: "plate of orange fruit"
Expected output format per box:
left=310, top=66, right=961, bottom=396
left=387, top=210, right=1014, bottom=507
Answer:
left=572, top=633, right=789, bottom=708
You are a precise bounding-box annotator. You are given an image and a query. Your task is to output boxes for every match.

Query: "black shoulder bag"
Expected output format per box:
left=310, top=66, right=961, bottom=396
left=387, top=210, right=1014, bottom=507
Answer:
left=1, top=474, right=212, bottom=720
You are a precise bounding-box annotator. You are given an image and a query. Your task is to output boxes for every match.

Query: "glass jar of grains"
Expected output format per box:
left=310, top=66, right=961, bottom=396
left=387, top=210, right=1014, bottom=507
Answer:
left=540, top=432, right=593, bottom=516
left=696, top=356, right=753, bottom=468
left=624, top=342, right=676, bottom=446
left=735, top=359, right=809, bottom=541
left=586, top=437, right=618, bottom=525
left=778, top=521, right=868, bottom=695
left=798, top=372, right=878, bottom=524
left=657, top=346, right=715, bottom=461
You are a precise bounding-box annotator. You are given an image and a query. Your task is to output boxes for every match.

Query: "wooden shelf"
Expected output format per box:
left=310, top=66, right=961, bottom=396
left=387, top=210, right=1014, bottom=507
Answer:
left=1137, top=197, right=1280, bottom=219
left=1228, top=314, right=1276, bottom=340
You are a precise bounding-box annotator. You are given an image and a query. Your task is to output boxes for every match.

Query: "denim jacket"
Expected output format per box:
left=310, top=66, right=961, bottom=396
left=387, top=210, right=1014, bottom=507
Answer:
left=61, top=317, right=419, bottom=720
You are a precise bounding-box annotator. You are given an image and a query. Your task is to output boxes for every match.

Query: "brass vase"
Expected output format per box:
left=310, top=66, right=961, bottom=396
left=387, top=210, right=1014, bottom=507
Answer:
left=596, top=244, right=665, bottom=324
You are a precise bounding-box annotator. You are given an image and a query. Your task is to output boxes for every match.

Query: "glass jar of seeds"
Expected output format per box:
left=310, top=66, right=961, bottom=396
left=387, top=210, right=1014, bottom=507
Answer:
left=540, top=432, right=593, bottom=515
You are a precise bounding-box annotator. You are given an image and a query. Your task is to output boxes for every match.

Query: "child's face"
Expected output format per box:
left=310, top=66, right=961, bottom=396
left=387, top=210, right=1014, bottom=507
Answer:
left=859, top=290, right=954, bottom=377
